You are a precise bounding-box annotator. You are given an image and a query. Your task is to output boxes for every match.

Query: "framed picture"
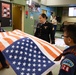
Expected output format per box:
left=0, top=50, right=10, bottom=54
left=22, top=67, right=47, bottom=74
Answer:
left=2, top=3, right=10, bottom=18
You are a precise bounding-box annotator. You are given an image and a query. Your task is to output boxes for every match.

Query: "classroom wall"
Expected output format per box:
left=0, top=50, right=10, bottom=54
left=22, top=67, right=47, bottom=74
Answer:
left=0, top=0, right=57, bottom=34
left=12, top=0, right=25, bottom=5
left=2, top=0, right=76, bottom=33
left=1, top=0, right=25, bottom=5
left=62, top=16, right=76, bottom=22
left=62, top=7, right=76, bottom=23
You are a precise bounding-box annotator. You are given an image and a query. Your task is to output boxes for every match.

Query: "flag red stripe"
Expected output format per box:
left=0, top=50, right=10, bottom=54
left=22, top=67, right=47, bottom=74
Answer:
left=0, top=42, right=5, bottom=51
left=41, top=40, right=62, bottom=54
left=3, top=38, right=13, bottom=44
left=38, top=42, right=57, bottom=58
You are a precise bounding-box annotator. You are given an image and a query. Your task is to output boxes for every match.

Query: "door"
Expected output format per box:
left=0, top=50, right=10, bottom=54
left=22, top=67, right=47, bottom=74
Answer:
left=12, top=4, right=22, bottom=30
left=0, top=1, right=12, bottom=27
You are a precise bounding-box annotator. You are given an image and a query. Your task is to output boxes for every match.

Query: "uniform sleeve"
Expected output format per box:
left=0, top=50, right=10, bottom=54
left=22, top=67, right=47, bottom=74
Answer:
left=34, top=23, right=40, bottom=37
left=34, top=25, right=38, bottom=37
left=58, top=54, right=76, bottom=75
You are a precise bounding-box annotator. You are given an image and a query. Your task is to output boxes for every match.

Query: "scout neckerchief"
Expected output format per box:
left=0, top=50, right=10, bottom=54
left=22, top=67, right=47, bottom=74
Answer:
left=54, top=45, right=76, bottom=61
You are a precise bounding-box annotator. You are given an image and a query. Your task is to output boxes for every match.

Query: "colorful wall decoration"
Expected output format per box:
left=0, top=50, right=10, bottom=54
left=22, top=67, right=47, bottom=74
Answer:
left=2, top=3, right=10, bottom=18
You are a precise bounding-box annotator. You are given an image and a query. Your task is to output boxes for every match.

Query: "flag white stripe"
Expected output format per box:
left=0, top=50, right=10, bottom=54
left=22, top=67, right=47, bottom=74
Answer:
left=4, top=36, right=18, bottom=42
left=13, top=30, right=23, bottom=35
left=7, top=32, right=25, bottom=38
left=51, top=44, right=62, bottom=52
left=0, top=34, right=3, bottom=38
left=3, top=32, right=9, bottom=37
left=8, top=32, right=14, bottom=35
left=0, top=38, right=10, bottom=48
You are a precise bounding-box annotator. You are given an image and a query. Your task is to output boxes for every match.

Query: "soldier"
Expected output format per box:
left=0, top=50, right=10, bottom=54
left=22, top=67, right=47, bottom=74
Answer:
left=34, top=13, right=55, bottom=75
left=34, top=13, right=55, bottom=44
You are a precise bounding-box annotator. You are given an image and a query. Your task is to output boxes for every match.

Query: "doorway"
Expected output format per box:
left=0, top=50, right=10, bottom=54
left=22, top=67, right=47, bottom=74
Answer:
left=12, top=4, right=25, bottom=31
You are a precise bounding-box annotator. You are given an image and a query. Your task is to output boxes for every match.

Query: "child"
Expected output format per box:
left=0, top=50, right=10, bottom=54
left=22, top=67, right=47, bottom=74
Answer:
left=55, top=24, right=76, bottom=75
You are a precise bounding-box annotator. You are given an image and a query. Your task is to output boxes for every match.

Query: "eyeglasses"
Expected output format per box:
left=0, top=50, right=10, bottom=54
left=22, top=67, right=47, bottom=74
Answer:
left=61, top=35, right=69, bottom=38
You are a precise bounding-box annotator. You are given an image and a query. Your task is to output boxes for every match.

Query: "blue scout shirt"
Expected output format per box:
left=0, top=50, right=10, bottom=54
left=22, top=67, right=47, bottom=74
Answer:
left=58, top=45, right=76, bottom=75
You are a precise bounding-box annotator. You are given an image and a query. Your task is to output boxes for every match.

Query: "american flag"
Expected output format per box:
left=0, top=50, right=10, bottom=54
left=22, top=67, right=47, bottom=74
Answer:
left=0, top=30, right=62, bottom=75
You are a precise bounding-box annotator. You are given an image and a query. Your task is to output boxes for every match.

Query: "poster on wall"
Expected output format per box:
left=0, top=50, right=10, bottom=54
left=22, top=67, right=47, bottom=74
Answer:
left=42, top=9, right=47, bottom=14
left=28, top=1, right=41, bottom=12
left=30, top=13, right=34, bottom=19
left=2, top=3, right=10, bottom=18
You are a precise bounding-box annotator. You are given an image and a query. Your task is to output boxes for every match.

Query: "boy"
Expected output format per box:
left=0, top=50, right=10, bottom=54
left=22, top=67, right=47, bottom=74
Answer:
left=55, top=24, right=76, bottom=75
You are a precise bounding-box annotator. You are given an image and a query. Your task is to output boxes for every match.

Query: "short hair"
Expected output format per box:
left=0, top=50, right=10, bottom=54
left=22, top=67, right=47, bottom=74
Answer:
left=40, top=13, right=48, bottom=19
left=63, top=24, right=76, bottom=43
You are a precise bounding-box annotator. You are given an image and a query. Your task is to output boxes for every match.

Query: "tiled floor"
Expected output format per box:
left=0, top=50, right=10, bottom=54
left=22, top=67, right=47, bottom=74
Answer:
left=55, top=31, right=63, bottom=38
left=0, top=31, right=67, bottom=75
left=0, top=66, right=16, bottom=75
